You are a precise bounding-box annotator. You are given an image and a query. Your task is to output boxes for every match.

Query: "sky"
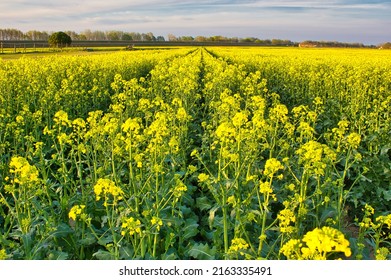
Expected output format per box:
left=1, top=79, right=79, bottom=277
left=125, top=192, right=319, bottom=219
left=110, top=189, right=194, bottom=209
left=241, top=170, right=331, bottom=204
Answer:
left=1, top=0, right=390, bottom=44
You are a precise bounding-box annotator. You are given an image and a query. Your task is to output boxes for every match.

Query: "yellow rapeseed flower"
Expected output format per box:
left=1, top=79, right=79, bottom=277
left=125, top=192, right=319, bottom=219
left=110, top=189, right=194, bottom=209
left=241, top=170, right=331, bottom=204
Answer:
left=269, top=104, right=288, bottom=123
left=281, top=226, right=351, bottom=260
left=259, top=181, right=273, bottom=195
left=9, top=156, right=39, bottom=186
left=375, top=247, right=389, bottom=260
left=263, top=158, right=284, bottom=178
left=198, top=173, right=210, bottom=183
left=121, top=217, right=141, bottom=236
left=122, top=117, right=141, bottom=134
left=346, top=132, right=361, bottom=149
left=0, top=249, right=6, bottom=260
left=94, top=178, right=124, bottom=203
left=151, top=216, right=163, bottom=231
left=172, top=176, right=188, bottom=198
left=53, top=110, right=71, bottom=127
left=280, top=239, right=303, bottom=260
left=176, top=107, right=189, bottom=122
left=277, top=208, right=296, bottom=234
left=232, top=111, right=248, bottom=128
left=228, top=238, right=249, bottom=256
left=68, top=205, right=86, bottom=221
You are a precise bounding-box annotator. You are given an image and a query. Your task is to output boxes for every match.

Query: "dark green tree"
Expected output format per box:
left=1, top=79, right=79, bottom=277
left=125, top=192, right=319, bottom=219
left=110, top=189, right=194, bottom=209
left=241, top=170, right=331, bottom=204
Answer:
left=48, top=31, right=72, bottom=48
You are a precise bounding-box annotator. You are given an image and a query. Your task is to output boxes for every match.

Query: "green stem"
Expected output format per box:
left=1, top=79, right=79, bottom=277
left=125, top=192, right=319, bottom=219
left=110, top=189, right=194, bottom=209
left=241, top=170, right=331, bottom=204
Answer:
left=222, top=195, right=229, bottom=259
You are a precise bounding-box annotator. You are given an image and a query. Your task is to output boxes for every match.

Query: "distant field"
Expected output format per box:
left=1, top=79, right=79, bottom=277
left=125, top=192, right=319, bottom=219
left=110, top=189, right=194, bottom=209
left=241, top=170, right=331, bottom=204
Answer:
left=0, top=47, right=390, bottom=260
left=0, top=41, right=191, bottom=59
left=0, top=47, right=131, bottom=60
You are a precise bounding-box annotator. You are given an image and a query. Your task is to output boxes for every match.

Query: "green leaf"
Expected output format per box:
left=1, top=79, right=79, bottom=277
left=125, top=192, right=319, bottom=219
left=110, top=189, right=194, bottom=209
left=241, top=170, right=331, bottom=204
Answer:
left=179, top=205, right=192, bottom=216
left=188, top=243, right=216, bottom=260
left=97, top=234, right=113, bottom=246
left=48, top=251, right=69, bottom=260
left=380, top=146, right=390, bottom=156
left=182, top=218, right=199, bottom=240
left=320, top=207, right=337, bottom=224
left=51, top=223, right=73, bottom=238
left=93, top=249, right=115, bottom=260
left=119, top=245, right=135, bottom=259
left=382, top=189, right=391, bottom=201
left=161, top=249, right=178, bottom=260
left=78, top=233, right=96, bottom=246
left=196, top=196, right=213, bottom=211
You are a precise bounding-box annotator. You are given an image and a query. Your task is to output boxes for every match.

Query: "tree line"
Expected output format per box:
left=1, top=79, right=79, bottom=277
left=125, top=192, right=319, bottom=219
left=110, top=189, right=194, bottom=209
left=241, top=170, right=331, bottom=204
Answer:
left=0, top=28, right=298, bottom=46
left=0, top=28, right=295, bottom=44
left=1, top=28, right=388, bottom=48
left=0, top=28, right=164, bottom=42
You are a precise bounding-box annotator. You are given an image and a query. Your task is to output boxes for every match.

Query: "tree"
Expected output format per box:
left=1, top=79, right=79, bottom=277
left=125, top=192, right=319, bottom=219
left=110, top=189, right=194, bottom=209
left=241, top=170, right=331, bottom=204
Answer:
left=179, top=36, right=194, bottom=41
left=122, top=33, right=133, bottom=41
left=48, top=31, right=72, bottom=48
left=379, top=42, right=391, bottom=49
left=106, top=30, right=123, bottom=41
left=26, top=30, right=49, bottom=41
left=167, top=34, right=177, bottom=41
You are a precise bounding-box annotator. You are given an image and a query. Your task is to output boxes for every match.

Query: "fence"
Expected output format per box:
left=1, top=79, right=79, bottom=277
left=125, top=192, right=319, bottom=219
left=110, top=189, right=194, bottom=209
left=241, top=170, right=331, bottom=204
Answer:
left=0, top=41, right=51, bottom=53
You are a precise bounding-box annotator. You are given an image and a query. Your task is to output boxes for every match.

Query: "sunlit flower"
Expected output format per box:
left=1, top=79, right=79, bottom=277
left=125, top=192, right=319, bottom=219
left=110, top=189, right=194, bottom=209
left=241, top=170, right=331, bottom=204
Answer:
left=94, top=178, right=124, bottom=204
left=277, top=208, right=296, bottom=234
left=280, top=226, right=351, bottom=260
left=68, top=205, right=86, bottom=221
left=176, top=107, right=190, bottom=122
left=9, top=156, right=39, bottom=186
left=259, top=181, right=273, bottom=195
left=121, top=217, right=141, bottom=236
left=263, top=158, right=284, bottom=178
left=198, top=173, right=210, bottom=183
left=151, top=216, right=163, bottom=231
left=53, top=110, right=71, bottom=127
left=0, top=249, right=6, bottom=260
left=346, top=132, right=361, bottom=149
left=375, top=247, right=389, bottom=260
left=228, top=238, right=249, bottom=256
left=269, top=104, right=288, bottom=123
left=173, top=176, right=188, bottom=198
left=232, top=111, right=248, bottom=128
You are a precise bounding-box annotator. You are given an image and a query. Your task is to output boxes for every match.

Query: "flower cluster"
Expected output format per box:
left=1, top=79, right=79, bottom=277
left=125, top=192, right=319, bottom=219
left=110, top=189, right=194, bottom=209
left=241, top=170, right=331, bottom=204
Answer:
left=277, top=208, right=296, bottom=234
left=0, top=249, right=6, bottom=260
left=263, top=158, right=284, bottom=178
left=68, top=205, right=86, bottom=221
left=151, top=216, right=163, bottom=231
left=53, top=110, right=71, bottom=127
left=172, top=176, right=188, bottom=198
left=346, top=132, right=361, bottom=149
left=93, top=178, right=124, bottom=204
left=228, top=238, right=249, bottom=256
left=296, top=141, right=336, bottom=176
left=8, top=156, right=39, bottom=186
left=358, top=204, right=375, bottom=229
left=259, top=181, right=273, bottom=195
left=121, top=217, right=142, bottom=237
left=280, top=226, right=351, bottom=260
left=198, top=173, right=210, bottom=183
left=375, top=247, right=390, bottom=260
